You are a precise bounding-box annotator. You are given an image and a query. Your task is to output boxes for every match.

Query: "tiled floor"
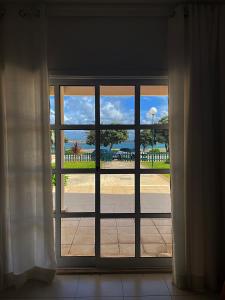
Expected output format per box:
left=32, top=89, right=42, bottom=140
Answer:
left=58, top=173, right=172, bottom=257
left=61, top=218, right=172, bottom=257
left=0, top=273, right=219, bottom=299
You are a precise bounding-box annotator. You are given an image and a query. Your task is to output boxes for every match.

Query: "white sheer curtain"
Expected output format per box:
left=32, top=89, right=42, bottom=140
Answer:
left=0, top=5, right=56, bottom=290
left=169, top=4, right=225, bottom=291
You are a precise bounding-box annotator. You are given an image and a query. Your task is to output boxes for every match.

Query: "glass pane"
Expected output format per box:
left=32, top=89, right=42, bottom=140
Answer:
left=61, top=218, right=95, bottom=256
left=62, top=130, right=95, bottom=169
left=49, top=86, right=55, bottom=124
left=140, top=128, right=170, bottom=169
left=50, top=130, right=56, bottom=168
left=141, top=218, right=172, bottom=257
left=100, top=86, right=135, bottom=124
left=100, top=130, right=135, bottom=169
left=101, top=219, right=135, bottom=257
left=140, top=174, right=171, bottom=213
left=140, top=85, right=168, bottom=125
left=61, top=174, right=95, bottom=212
left=101, top=174, right=135, bottom=213
left=61, top=86, right=95, bottom=125
left=52, top=175, right=56, bottom=212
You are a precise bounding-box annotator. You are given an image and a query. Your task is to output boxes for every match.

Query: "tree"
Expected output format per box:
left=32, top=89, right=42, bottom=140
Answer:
left=140, top=129, right=155, bottom=152
left=156, top=115, right=169, bottom=152
left=158, top=115, right=168, bottom=125
left=86, top=130, right=95, bottom=146
left=86, top=130, right=128, bottom=150
left=72, top=142, right=81, bottom=155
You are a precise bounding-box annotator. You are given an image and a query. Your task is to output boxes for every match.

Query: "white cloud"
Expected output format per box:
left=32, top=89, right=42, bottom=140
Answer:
left=100, top=97, right=134, bottom=124
left=63, top=96, right=95, bottom=124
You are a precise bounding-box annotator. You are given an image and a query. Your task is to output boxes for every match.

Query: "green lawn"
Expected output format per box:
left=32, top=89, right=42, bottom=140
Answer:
left=141, top=161, right=170, bottom=181
left=141, top=161, right=170, bottom=169
left=51, top=161, right=96, bottom=169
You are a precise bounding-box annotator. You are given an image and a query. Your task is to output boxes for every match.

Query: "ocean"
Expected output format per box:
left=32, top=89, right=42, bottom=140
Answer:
left=65, top=141, right=166, bottom=151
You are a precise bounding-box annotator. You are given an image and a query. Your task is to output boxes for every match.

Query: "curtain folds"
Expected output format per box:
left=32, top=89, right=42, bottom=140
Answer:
left=169, top=4, right=225, bottom=291
left=0, top=5, right=56, bottom=290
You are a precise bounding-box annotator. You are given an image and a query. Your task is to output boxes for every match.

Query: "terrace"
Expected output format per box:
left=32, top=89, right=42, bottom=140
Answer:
left=53, top=160, right=172, bottom=258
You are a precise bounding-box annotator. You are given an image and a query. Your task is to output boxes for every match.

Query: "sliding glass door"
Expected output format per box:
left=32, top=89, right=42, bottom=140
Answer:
left=49, top=77, right=171, bottom=269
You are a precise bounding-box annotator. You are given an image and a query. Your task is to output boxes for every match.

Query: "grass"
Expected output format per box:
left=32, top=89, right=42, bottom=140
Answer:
left=141, top=161, right=170, bottom=169
left=141, top=161, right=170, bottom=181
left=51, top=161, right=96, bottom=169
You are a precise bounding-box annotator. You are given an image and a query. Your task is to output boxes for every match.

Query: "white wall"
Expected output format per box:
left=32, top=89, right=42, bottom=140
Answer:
left=47, top=16, right=168, bottom=75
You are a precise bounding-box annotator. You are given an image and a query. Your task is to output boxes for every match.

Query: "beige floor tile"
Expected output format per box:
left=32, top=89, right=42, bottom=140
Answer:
left=153, top=218, right=172, bottom=226
left=117, top=219, right=135, bottom=226
left=101, top=244, right=120, bottom=257
left=101, top=219, right=117, bottom=227
left=70, top=244, right=95, bottom=256
left=118, top=226, right=135, bottom=234
left=0, top=275, right=79, bottom=298
left=166, top=243, right=173, bottom=255
left=118, top=232, right=135, bottom=244
left=124, top=297, right=171, bottom=300
left=121, top=273, right=170, bottom=296
left=73, top=227, right=95, bottom=245
left=162, top=234, right=172, bottom=243
left=141, top=233, right=164, bottom=244
left=119, top=243, right=135, bottom=257
left=142, top=243, right=167, bottom=257
left=172, top=296, right=219, bottom=299
left=61, top=227, right=76, bottom=244
left=77, top=274, right=123, bottom=297
left=141, top=218, right=155, bottom=225
left=61, top=244, right=71, bottom=256
left=79, top=218, right=95, bottom=226
left=61, top=218, right=80, bottom=228
left=141, top=225, right=159, bottom=234
left=157, top=226, right=172, bottom=234
left=101, top=228, right=118, bottom=244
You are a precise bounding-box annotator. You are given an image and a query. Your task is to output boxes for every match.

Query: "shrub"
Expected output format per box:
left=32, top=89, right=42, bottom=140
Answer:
left=149, top=148, right=160, bottom=153
left=65, top=149, right=73, bottom=155
left=51, top=174, right=69, bottom=186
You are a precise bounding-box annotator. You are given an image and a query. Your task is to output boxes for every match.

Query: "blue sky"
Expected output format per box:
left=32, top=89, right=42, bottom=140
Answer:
left=50, top=95, right=168, bottom=125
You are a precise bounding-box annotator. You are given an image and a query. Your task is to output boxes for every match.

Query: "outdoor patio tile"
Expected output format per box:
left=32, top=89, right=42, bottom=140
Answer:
left=61, top=244, right=71, bottom=256
left=73, top=227, right=95, bottom=245
left=70, top=244, right=95, bottom=256
left=118, top=226, right=135, bottom=234
left=79, top=218, right=95, bottom=226
left=141, top=225, right=159, bottom=234
left=153, top=219, right=172, bottom=226
left=166, top=244, right=172, bottom=256
left=101, top=244, right=120, bottom=257
left=121, top=273, right=170, bottom=296
left=141, top=233, right=164, bottom=244
left=61, top=227, right=76, bottom=244
left=117, top=219, right=135, bottom=226
left=119, top=243, right=135, bottom=257
left=161, top=234, right=172, bottom=243
left=142, top=243, right=167, bottom=257
left=118, top=231, right=135, bottom=244
left=101, top=228, right=118, bottom=244
left=142, top=219, right=155, bottom=226
left=101, top=219, right=117, bottom=227
left=61, top=218, right=80, bottom=228
left=76, top=275, right=123, bottom=297
left=157, top=226, right=172, bottom=234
